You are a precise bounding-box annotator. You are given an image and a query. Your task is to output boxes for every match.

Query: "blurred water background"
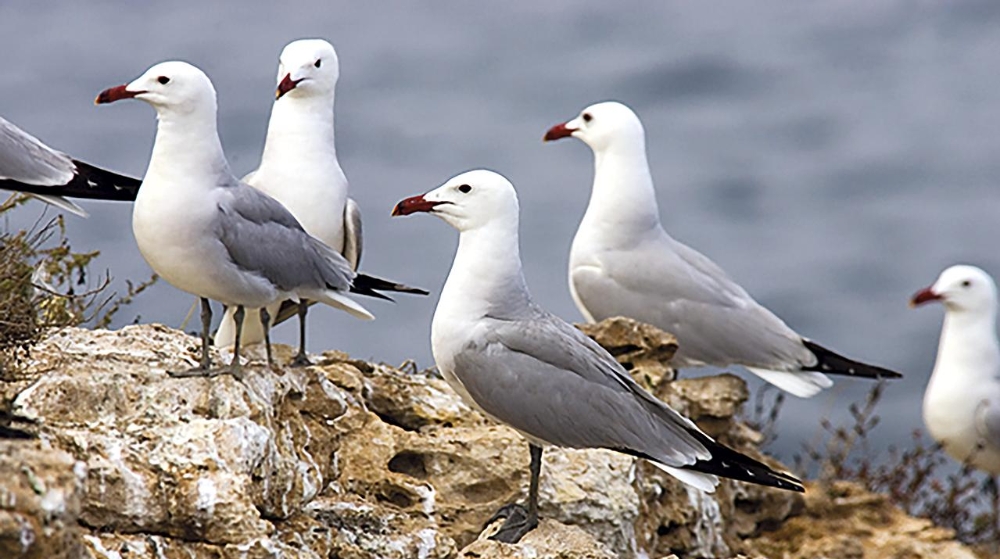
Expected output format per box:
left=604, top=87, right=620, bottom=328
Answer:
left=2, top=1, right=1000, bottom=463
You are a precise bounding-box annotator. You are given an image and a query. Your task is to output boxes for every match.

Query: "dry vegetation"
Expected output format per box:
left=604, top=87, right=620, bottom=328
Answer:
left=744, top=381, right=1000, bottom=550
left=0, top=194, right=155, bottom=374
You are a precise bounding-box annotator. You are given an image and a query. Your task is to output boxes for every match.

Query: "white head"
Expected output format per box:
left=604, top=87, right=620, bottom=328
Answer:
left=392, top=169, right=520, bottom=233
left=275, top=39, right=340, bottom=101
left=911, top=265, right=998, bottom=315
left=544, top=101, right=646, bottom=153
left=95, top=61, right=217, bottom=117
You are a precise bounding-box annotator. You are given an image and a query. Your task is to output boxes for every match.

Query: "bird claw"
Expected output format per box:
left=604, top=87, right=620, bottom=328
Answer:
left=168, top=363, right=243, bottom=381
left=290, top=353, right=312, bottom=368
left=485, top=503, right=538, bottom=544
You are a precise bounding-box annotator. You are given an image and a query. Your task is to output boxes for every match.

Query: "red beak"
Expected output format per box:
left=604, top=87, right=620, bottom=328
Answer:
left=910, top=287, right=943, bottom=308
left=543, top=122, right=575, bottom=142
left=95, top=85, right=140, bottom=105
left=276, top=74, right=302, bottom=100
left=392, top=194, right=446, bottom=216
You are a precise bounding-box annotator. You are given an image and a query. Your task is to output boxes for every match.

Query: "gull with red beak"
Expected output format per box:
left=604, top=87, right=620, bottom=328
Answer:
left=95, top=60, right=376, bottom=377
left=1, top=114, right=141, bottom=217
left=544, top=101, right=901, bottom=397
left=392, top=169, right=802, bottom=543
left=910, top=265, right=1000, bottom=475
left=214, top=38, right=426, bottom=365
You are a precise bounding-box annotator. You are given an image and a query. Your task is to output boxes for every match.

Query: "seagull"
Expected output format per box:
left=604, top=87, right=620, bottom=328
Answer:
left=1, top=115, right=140, bottom=217
left=214, top=38, right=426, bottom=365
left=544, top=101, right=900, bottom=398
left=95, top=60, right=376, bottom=376
left=392, top=169, right=803, bottom=543
left=911, top=265, right=1000, bottom=475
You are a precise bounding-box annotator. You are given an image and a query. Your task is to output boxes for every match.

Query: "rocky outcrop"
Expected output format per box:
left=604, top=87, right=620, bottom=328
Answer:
left=747, top=480, right=983, bottom=559
left=0, top=319, right=987, bottom=558
left=0, top=441, right=84, bottom=559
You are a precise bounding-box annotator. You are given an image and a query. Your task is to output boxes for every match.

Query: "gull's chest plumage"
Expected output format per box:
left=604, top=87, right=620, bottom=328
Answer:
left=132, top=180, right=250, bottom=303
left=249, top=160, right=347, bottom=251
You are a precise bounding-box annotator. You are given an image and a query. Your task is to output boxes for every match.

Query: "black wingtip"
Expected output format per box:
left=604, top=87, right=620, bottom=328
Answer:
left=623, top=435, right=804, bottom=493
left=802, top=340, right=902, bottom=379
left=3, top=159, right=141, bottom=203
left=686, top=434, right=805, bottom=493
left=68, top=160, right=142, bottom=201
left=351, top=273, right=430, bottom=300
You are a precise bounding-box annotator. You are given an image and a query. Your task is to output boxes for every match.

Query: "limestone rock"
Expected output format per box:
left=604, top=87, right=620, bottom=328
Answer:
left=746, top=481, right=981, bottom=559
left=578, top=316, right=678, bottom=392
left=461, top=519, right=616, bottom=558
left=0, top=322, right=987, bottom=559
left=355, top=359, right=483, bottom=431
left=0, top=440, right=85, bottom=559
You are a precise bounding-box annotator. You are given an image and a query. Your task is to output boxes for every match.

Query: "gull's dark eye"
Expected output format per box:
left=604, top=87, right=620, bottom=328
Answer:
left=962, top=280, right=972, bottom=288
left=314, top=59, right=322, bottom=68
left=157, top=76, right=170, bottom=85
left=582, top=113, right=593, bottom=123
left=458, top=184, right=472, bottom=193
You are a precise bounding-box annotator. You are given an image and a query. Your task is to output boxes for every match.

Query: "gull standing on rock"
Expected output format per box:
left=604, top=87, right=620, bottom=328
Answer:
left=96, top=61, right=374, bottom=377
left=1, top=115, right=141, bottom=217
left=215, top=38, right=426, bottom=365
left=544, top=101, right=901, bottom=398
left=911, top=265, right=1000, bottom=474
left=392, top=169, right=803, bottom=543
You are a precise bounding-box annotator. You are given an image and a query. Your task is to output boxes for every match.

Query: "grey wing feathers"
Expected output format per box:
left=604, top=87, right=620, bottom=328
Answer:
left=343, top=198, right=363, bottom=270
left=454, top=309, right=710, bottom=467
left=1, top=116, right=141, bottom=211
left=576, top=233, right=813, bottom=370
left=975, top=393, right=1000, bottom=449
left=216, top=185, right=355, bottom=292
left=0, top=116, right=74, bottom=185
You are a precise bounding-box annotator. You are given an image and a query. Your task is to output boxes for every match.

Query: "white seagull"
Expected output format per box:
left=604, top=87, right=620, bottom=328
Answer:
left=392, top=169, right=803, bottom=543
left=0, top=115, right=140, bottom=217
left=911, top=265, right=1000, bottom=475
left=544, top=101, right=900, bottom=398
left=95, top=61, right=375, bottom=376
left=214, top=38, right=425, bottom=365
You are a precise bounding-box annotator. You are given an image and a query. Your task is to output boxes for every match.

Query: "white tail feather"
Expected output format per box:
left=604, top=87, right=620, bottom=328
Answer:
left=30, top=194, right=88, bottom=217
left=745, top=367, right=833, bottom=398
left=314, top=290, right=374, bottom=320
left=650, top=462, right=719, bottom=493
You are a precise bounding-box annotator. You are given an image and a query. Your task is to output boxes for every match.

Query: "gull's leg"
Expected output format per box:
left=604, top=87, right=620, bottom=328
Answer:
left=169, top=298, right=216, bottom=377
left=487, top=444, right=542, bottom=543
left=170, top=302, right=245, bottom=380
left=259, top=306, right=274, bottom=369
left=990, top=475, right=999, bottom=546
left=198, top=297, right=212, bottom=369
left=291, top=300, right=311, bottom=367
left=228, top=305, right=245, bottom=380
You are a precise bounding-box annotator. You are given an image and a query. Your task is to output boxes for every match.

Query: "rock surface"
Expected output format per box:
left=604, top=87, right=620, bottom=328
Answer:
left=747, top=481, right=984, bottom=559
left=0, top=320, right=989, bottom=559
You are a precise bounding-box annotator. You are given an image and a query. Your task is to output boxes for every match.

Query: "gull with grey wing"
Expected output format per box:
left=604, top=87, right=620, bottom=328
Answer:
left=544, top=101, right=900, bottom=398
left=214, top=38, right=426, bottom=365
left=95, top=60, right=373, bottom=376
left=392, top=169, right=803, bottom=543
left=911, top=264, right=1000, bottom=534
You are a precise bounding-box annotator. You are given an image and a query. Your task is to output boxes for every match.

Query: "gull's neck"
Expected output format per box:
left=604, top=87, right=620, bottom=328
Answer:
left=145, top=108, right=231, bottom=186
left=929, top=307, right=1000, bottom=390
left=258, top=93, right=338, bottom=171
left=580, top=139, right=663, bottom=245
left=436, top=215, right=531, bottom=324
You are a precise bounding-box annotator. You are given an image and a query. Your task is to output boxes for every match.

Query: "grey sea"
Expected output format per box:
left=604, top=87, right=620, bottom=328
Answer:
left=2, top=1, right=999, bottom=462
